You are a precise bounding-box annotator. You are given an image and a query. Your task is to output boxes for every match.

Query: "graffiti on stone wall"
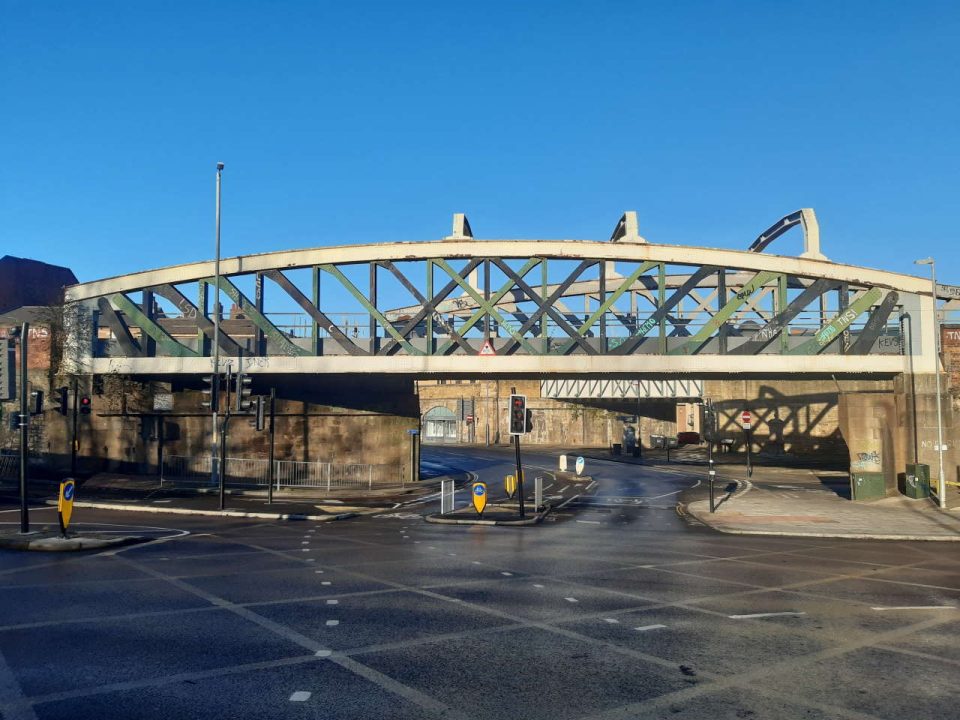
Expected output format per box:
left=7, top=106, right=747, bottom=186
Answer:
left=851, top=449, right=881, bottom=470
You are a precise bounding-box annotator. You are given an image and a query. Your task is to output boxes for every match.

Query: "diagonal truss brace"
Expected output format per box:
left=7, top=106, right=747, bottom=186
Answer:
left=433, top=259, right=541, bottom=355
left=729, top=278, right=841, bottom=355
left=555, top=261, right=657, bottom=355
left=672, top=270, right=781, bottom=355
left=434, top=258, right=541, bottom=355
left=202, top=276, right=310, bottom=357
left=150, top=284, right=242, bottom=356
left=262, top=270, right=366, bottom=357
left=379, top=259, right=482, bottom=356
left=788, top=287, right=883, bottom=355
left=319, top=264, right=423, bottom=356
left=108, top=293, right=198, bottom=357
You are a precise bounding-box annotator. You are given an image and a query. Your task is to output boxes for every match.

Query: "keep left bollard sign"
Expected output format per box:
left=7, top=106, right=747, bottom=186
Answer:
left=58, top=479, right=76, bottom=536
left=471, top=482, right=487, bottom=515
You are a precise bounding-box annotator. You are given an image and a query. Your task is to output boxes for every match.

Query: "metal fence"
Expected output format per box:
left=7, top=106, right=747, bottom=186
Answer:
left=161, top=454, right=399, bottom=490
left=0, top=452, right=16, bottom=480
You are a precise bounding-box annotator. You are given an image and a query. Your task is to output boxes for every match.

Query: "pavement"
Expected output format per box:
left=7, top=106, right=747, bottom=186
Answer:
left=569, top=445, right=960, bottom=541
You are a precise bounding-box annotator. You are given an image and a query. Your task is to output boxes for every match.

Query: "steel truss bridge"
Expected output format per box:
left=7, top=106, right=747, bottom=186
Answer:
left=64, top=211, right=956, bottom=377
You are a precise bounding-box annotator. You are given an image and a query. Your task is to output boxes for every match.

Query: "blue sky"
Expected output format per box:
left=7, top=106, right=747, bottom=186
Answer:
left=1, top=0, right=958, bottom=286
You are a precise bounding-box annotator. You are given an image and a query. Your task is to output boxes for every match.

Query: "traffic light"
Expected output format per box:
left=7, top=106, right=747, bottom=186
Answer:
left=56, top=387, right=69, bottom=416
left=234, top=370, right=252, bottom=413
left=8, top=411, right=20, bottom=430
left=30, top=389, right=43, bottom=415
left=79, top=395, right=92, bottom=415
left=201, top=375, right=218, bottom=410
left=0, top=339, right=13, bottom=401
left=525, top=408, right=533, bottom=433
left=509, top=394, right=527, bottom=435
left=253, top=395, right=266, bottom=431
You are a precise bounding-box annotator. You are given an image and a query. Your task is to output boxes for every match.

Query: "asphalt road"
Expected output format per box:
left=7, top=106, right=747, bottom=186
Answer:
left=1, top=445, right=958, bottom=720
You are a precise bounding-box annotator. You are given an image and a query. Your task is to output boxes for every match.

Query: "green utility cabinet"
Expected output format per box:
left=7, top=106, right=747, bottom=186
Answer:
left=904, top=464, right=930, bottom=499
left=851, top=472, right=886, bottom=501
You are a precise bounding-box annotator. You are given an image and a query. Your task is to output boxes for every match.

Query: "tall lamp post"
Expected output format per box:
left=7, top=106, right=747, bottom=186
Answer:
left=211, top=162, right=225, bottom=489
left=914, top=257, right=946, bottom=509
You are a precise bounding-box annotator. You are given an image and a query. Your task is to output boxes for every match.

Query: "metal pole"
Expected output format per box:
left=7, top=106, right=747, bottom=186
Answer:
left=18, top=322, right=29, bottom=534
left=707, top=405, right=716, bottom=513
left=929, top=263, right=947, bottom=509
left=512, top=386, right=525, bottom=518
left=746, top=429, right=753, bottom=478
left=219, top=363, right=232, bottom=510
left=70, top=378, right=78, bottom=477
left=267, top=388, right=275, bottom=504
left=211, top=162, right=224, bottom=490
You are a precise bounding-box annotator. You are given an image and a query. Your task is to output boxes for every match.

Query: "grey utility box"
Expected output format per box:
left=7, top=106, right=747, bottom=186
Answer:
left=904, top=464, right=930, bottom=499
left=851, top=472, right=886, bottom=501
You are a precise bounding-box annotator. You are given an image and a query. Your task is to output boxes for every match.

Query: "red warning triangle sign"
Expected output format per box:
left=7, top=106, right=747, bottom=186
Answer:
left=479, top=339, right=496, bottom=356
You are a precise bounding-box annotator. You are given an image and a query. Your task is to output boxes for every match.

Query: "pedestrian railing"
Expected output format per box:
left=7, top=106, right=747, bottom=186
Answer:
left=161, top=454, right=399, bottom=490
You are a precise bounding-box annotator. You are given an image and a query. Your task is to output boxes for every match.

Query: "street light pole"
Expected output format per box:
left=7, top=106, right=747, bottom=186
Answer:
left=211, top=162, right=224, bottom=489
left=915, top=257, right=946, bottom=509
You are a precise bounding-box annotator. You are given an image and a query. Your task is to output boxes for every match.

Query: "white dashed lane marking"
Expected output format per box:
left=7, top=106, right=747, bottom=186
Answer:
left=634, top=624, right=667, bottom=632
left=604, top=618, right=620, bottom=624
left=871, top=606, right=956, bottom=611
left=729, top=612, right=806, bottom=619
left=564, top=597, right=578, bottom=603
left=289, top=691, right=311, bottom=702
left=325, top=620, right=340, bottom=626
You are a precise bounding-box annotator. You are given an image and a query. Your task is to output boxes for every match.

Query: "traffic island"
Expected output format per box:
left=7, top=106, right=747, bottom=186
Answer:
left=0, top=528, right=150, bottom=552
left=425, top=503, right=552, bottom=526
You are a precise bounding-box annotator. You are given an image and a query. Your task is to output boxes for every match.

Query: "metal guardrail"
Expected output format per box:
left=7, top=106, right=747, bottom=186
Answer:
left=161, top=454, right=399, bottom=490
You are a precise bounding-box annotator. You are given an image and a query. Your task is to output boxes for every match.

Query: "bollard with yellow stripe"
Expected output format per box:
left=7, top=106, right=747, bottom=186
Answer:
left=58, top=479, right=76, bottom=538
left=504, top=474, right=517, bottom=499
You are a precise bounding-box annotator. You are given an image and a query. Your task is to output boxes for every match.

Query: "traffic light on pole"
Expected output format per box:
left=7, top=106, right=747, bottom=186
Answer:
left=509, top=394, right=527, bottom=435
left=30, top=389, right=43, bottom=415
left=235, top=371, right=252, bottom=413
left=56, top=387, right=69, bottom=415
left=253, top=395, right=265, bottom=431
left=201, top=375, right=218, bottom=410
left=79, top=395, right=92, bottom=415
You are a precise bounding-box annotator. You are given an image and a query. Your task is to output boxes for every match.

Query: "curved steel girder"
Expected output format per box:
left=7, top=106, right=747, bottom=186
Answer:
left=63, top=239, right=941, bottom=301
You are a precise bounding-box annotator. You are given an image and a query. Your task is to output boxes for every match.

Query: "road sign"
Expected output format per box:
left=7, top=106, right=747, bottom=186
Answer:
left=575, top=456, right=585, bottom=476
left=741, top=410, right=752, bottom=430
left=504, top=474, right=516, bottom=498
left=58, top=479, right=76, bottom=535
left=471, top=482, right=487, bottom=515
left=559, top=454, right=568, bottom=472
left=479, top=339, right=496, bottom=356
left=466, top=414, right=474, bottom=423
left=407, top=429, right=420, bottom=435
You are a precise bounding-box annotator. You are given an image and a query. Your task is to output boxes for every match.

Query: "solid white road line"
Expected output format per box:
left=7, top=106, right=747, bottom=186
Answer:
left=729, top=612, right=806, bottom=619
left=871, top=606, right=957, bottom=611
left=634, top=624, right=667, bottom=632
